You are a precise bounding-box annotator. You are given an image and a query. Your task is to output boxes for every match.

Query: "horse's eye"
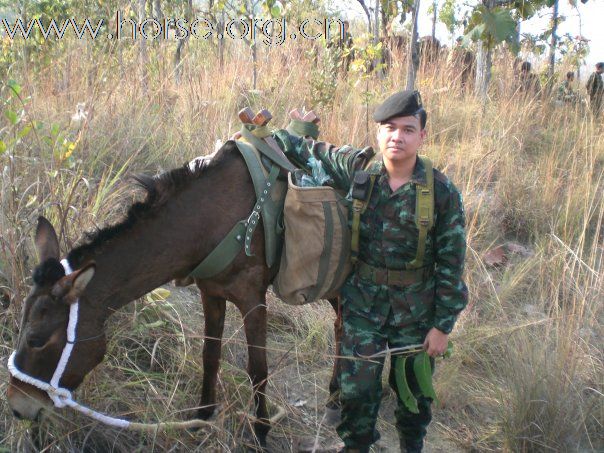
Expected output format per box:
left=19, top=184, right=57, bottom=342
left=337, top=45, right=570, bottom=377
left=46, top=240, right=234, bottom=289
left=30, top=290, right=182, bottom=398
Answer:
left=27, top=334, right=48, bottom=349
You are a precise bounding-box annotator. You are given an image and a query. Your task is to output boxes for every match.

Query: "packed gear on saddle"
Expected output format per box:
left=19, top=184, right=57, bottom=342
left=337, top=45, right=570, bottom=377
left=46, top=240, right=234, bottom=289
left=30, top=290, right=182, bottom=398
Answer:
left=187, top=108, right=291, bottom=279
left=273, top=105, right=436, bottom=305
left=186, top=105, right=436, bottom=308
left=273, top=108, right=354, bottom=305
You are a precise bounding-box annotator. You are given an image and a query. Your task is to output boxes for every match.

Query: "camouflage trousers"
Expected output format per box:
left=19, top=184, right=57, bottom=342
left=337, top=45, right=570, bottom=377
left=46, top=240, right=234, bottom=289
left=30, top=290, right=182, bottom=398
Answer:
left=336, top=303, right=433, bottom=451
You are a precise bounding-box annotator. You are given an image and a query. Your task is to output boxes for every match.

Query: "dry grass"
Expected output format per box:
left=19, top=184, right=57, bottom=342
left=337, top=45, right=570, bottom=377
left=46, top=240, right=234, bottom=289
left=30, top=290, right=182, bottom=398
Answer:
left=0, top=33, right=602, bottom=452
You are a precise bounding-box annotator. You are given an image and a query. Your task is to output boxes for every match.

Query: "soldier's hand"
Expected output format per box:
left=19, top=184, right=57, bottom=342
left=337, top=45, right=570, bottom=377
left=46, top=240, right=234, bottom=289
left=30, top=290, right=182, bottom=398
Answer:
left=423, top=327, right=449, bottom=358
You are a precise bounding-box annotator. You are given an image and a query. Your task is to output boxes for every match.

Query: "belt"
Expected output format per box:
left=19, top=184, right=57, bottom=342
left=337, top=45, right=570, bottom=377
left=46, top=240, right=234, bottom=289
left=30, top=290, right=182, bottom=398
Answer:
left=356, top=260, right=433, bottom=286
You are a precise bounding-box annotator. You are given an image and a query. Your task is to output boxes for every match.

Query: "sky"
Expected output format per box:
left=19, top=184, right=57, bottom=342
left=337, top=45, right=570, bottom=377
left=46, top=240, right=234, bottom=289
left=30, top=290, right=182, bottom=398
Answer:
left=332, top=0, right=602, bottom=76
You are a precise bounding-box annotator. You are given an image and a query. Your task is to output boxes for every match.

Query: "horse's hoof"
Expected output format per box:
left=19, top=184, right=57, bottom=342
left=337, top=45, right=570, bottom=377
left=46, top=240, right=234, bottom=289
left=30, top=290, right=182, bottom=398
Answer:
left=196, top=404, right=218, bottom=421
left=324, top=406, right=341, bottom=427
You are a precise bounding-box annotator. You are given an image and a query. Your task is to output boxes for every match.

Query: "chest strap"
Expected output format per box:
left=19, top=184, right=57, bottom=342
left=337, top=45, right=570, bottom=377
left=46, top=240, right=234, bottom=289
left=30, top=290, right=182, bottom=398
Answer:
left=350, top=155, right=434, bottom=270
left=407, top=156, right=434, bottom=270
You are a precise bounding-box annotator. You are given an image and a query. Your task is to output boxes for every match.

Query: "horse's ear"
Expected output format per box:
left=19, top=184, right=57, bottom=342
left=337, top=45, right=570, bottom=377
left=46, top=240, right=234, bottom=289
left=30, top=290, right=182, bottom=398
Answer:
left=35, top=216, right=60, bottom=263
left=51, top=263, right=96, bottom=303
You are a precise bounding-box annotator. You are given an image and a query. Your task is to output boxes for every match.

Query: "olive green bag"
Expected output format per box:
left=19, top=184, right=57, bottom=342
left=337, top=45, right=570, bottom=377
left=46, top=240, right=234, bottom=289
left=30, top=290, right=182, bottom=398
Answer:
left=273, top=173, right=352, bottom=305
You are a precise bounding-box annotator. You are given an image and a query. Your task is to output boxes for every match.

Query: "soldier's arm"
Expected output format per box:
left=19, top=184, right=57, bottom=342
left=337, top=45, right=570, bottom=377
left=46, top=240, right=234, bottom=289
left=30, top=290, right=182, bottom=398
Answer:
left=273, top=129, right=374, bottom=190
left=432, top=182, right=469, bottom=334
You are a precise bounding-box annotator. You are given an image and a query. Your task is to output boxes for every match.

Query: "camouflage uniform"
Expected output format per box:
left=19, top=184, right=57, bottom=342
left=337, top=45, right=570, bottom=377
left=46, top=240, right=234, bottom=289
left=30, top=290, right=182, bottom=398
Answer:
left=557, top=80, right=578, bottom=105
left=273, top=131, right=468, bottom=451
left=586, top=71, right=603, bottom=116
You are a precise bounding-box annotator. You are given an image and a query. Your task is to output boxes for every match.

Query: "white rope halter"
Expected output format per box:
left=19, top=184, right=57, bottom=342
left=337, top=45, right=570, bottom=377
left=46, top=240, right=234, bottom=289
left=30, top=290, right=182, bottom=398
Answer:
left=7, top=259, right=133, bottom=428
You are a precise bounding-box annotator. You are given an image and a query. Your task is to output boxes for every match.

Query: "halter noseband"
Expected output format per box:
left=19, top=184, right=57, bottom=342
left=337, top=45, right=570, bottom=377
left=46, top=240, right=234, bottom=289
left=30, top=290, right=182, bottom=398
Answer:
left=7, top=260, right=132, bottom=428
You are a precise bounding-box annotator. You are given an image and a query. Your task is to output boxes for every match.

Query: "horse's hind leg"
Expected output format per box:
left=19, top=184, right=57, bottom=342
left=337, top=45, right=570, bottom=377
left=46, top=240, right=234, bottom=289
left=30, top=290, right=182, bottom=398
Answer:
left=198, top=293, right=226, bottom=420
left=326, top=297, right=342, bottom=426
left=240, top=301, right=270, bottom=448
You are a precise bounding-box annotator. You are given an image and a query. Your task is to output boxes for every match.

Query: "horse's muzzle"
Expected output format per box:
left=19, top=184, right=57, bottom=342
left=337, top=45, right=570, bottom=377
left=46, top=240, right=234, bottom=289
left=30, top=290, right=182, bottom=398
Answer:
left=7, top=378, right=49, bottom=420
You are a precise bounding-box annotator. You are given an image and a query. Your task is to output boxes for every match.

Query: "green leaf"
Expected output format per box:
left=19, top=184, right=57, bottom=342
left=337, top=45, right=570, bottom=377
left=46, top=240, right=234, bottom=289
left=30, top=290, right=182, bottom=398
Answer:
left=444, top=340, right=454, bottom=359
left=7, top=79, right=21, bottom=96
left=483, top=8, right=516, bottom=44
left=0, top=140, right=6, bottom=155
left=515, top=0, right=536, bottom=19
left=395, top=357, right=419, bottom=414
left=4, top=110, right=17, bottom=125
left=413, top=352, right=438, bottom=403
left=270, top=5, right=281, bottom=17
left=17, top=124, right=32, bottom=139
left=463, top=23, right=485, bottom=45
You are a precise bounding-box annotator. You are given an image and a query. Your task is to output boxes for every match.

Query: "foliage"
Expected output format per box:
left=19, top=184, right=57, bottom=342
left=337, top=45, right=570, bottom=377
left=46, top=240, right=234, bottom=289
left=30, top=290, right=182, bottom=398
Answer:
left=464, top=5, right=518, bottom=52
left=438, top=0, right=462, bottom=37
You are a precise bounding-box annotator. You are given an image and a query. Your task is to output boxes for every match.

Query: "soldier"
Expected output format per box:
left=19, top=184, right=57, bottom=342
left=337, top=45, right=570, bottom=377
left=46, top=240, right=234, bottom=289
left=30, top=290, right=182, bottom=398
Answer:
left=556, top=71, right=578, bottom=105
left=586, top=62, right=604, bottom=117
left=273, top=91, right=468, bottom=453
left=517, top=61, right=541, bottom=99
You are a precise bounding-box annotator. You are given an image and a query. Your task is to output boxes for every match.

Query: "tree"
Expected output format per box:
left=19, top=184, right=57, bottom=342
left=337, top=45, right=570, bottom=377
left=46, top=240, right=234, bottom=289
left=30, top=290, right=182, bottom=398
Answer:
left=438, top=0, right=462, bottom=45
left=464, top=0, right=590, bottom=100
left=464, top=0, right=550, bottom=99
left=405, top=0, right=420, bottom=90
left=356, top=0, right=374, bottom=35
left=547, top=0, right=559, bottom=79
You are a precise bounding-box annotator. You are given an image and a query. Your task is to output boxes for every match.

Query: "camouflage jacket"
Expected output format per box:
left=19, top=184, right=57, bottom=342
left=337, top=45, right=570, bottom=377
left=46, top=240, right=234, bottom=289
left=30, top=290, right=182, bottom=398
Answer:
left=586, top=72, right=604, bottom=99
left=557, top=81, right=577, bottom=104
left=273, top=130, right=468, bottom=334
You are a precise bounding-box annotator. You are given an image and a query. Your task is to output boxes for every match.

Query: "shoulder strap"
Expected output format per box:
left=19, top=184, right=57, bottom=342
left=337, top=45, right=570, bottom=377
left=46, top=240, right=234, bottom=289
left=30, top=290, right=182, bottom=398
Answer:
left=350, top=155, right=379, bottom=265
left=406, top=155, right=434, bottom=270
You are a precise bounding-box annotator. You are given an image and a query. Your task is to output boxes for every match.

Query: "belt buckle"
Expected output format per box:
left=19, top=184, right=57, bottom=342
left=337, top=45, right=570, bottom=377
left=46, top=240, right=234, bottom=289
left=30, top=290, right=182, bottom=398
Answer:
left=386, top=269, right=393, bottom=286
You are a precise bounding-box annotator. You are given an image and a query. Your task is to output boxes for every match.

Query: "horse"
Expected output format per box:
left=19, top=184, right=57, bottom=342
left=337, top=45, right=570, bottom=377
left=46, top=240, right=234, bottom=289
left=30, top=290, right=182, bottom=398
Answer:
left=6, top=140, right=342, bottom=449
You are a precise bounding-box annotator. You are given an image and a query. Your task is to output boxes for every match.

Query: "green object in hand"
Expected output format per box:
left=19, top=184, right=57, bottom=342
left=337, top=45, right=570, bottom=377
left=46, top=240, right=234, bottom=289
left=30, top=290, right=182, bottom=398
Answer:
left=444, top=340, right=453, bottom=358
left=395, top=356, right=419, bottom=414
left=395, top=341, right=454, bottom=412
left=413, top=351, right=438, bottom=404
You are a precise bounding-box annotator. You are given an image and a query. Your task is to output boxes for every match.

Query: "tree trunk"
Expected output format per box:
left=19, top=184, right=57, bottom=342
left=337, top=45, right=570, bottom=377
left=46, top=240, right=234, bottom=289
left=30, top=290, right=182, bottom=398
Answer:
left=20, top=0, right=28, bottom=73
left=474, top=0, right=495, bottom=100
left=474, top=40, right=492, bottom=99
left=218, top=10, right=225, bottom=68
left=153, top=0, right=163, bottom=20
left=548, top=0, right=559, bottom=79
left=174, top=0, right=192, bottom=85
left=356, top=0, right=373, bottom=34
left=405, top=0, right=421, bottom=90
left=432, top=0, right=437, bottom=41
left=138, top=0, right=148, bottom=93
left=374, top=0, right=380, bottom=41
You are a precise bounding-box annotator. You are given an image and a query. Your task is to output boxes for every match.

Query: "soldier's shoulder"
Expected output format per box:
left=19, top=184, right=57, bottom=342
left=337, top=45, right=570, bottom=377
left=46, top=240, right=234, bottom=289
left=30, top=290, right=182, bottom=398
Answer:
left=432, top=168, right=463, bottom=210
left=432, top=168, right=458, bottom=191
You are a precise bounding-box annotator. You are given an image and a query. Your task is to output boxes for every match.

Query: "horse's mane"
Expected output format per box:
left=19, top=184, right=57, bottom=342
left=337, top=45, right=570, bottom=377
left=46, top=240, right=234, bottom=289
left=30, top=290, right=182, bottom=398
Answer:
left=66, top=153, right=215, bottom=267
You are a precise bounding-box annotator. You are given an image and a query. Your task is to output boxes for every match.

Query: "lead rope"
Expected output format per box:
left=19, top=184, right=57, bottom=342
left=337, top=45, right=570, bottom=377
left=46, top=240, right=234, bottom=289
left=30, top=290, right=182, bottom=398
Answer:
left=7, top=260, right=235, bottom=431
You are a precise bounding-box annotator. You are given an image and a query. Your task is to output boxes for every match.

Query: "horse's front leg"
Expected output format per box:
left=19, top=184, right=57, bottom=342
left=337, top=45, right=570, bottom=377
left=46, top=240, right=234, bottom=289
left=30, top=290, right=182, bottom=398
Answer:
left=198, top=293, right=227, bottom=420
left=326, top=297, right=343, bottom=426
left=240, top=301, right=270, bottom=449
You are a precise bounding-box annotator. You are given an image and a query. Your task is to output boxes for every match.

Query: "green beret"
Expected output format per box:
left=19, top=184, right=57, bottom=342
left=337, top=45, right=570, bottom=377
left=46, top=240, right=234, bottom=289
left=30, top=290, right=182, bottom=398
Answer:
left=373, top=90, right=423, bottom=123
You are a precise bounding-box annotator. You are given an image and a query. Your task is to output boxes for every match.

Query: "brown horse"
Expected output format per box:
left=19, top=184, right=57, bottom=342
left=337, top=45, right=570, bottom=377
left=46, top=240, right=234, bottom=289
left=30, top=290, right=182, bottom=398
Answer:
left=6, top=141, right=342, bottom=448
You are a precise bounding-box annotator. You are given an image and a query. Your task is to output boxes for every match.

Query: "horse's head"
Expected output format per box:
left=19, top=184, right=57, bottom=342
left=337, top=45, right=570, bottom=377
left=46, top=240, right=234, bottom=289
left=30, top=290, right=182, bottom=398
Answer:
left=7, top=217, right=106, bottom=420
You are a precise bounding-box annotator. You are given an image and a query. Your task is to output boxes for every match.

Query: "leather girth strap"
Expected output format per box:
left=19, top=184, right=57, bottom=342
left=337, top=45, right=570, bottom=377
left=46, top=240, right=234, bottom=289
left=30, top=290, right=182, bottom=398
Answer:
left=187, top=135, right=287, bottom=280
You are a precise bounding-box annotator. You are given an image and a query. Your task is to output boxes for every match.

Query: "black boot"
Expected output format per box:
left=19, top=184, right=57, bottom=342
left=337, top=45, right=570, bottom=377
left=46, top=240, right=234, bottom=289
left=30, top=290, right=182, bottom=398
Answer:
left=399, top=437, right=423, bottom=453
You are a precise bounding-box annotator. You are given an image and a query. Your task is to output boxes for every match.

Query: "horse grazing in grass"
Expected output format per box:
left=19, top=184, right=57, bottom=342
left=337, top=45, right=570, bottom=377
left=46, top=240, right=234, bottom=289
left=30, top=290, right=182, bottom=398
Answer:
left=7, top=141, right=342, bottom=448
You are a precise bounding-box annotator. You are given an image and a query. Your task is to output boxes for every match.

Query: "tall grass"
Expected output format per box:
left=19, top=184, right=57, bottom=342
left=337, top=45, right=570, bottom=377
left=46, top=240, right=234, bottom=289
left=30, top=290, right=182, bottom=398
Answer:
left=0, top=36, right=602, bottom=452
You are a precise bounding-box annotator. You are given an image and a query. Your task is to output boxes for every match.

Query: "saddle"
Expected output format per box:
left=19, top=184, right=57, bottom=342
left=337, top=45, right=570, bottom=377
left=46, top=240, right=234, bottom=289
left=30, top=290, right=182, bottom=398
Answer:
left=187, top=108, right=314, bottom=279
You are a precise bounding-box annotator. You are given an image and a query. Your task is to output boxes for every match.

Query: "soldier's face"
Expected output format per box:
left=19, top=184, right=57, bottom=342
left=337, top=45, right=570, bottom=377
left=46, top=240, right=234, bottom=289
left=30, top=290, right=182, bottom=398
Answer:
left=377, top=115, right=426, bottom=164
